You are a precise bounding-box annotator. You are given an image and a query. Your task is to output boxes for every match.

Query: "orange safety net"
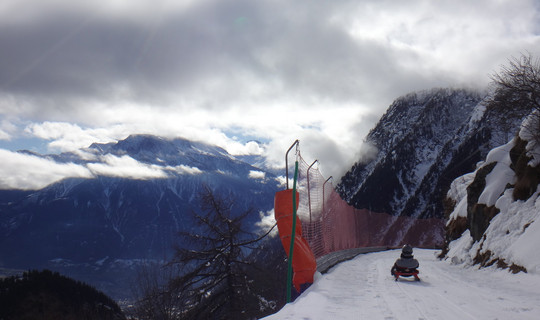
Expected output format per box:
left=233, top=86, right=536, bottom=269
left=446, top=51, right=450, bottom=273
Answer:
left=286, top=150, right=444, bottom=260
left=274, top=189, right=317, bottom=291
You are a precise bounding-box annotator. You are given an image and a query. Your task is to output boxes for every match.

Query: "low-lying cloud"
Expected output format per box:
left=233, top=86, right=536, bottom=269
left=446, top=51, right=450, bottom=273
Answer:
left=0, top=149, right=93, bottom=190
left=248, top=170, right=266, bottom=180
left=86, top=154, right=168, bottom=179
left=0, top=148, right=205, bottom=190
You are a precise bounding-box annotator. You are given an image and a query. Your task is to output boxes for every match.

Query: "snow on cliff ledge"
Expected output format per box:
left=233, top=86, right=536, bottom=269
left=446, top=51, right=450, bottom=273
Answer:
left=445, top=113, right=540, bottom=274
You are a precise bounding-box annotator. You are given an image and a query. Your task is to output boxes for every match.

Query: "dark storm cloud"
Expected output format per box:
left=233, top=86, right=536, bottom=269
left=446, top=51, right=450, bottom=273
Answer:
left=1, top=0, right=540, bottom=189
left=0, top=0, right=434, bottom=116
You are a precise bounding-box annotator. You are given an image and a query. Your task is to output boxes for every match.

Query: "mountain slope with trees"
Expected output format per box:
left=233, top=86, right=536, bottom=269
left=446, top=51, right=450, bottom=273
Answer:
left=131, top=186, right=286, bottom=320
left=0, top=269, right=125, bottom=320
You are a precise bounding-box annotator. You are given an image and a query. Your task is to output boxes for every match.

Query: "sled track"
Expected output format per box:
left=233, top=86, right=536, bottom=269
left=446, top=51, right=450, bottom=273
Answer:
left=263, top=249, right=540, bottom=320
left=390, top=257, right=479, bottom=320
left=374, top=250, right=500, bottom=320
left=394, top=280, right=430, bottom=320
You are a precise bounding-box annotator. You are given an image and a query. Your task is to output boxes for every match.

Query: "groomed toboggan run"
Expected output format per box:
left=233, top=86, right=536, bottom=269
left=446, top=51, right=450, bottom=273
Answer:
left=262, top=249, right=540, bottom=320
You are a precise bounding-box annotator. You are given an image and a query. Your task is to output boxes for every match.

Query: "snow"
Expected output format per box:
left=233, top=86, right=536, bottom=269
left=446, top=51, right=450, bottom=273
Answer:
left=446, top=230, right=474, bottom=265
left=468, top=103, right=486, bottom=124
left=445, top=120, right=540, bottom=275
left=262, top=249, right=540, bottom=320
left=447, top=172, right=475, bottom=222
left=519, top=111, right=540, bottom=166
left=476, top=140, right=515, bottom=206
left=477, top=164, right=515, bottom=206
left=477, top=187, right=540, bottom=274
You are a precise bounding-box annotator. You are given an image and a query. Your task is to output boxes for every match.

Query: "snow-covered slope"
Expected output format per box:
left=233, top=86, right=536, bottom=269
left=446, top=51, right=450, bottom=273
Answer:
left=443, top=114, right=540, bottom=274
left=263, top=249, right=540, bottom=319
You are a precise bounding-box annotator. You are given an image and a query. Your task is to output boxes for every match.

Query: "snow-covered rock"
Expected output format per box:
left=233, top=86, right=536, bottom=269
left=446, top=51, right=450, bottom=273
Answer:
left=444, top=114, right=540, bottom=274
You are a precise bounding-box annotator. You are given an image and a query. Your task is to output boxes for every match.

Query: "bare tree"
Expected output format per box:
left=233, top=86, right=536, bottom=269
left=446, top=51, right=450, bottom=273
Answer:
left=486, top=53, right=540, bottom=143
left=169, top=185, right=276, bottom=320
left=131, top=262, right=185, bottom=320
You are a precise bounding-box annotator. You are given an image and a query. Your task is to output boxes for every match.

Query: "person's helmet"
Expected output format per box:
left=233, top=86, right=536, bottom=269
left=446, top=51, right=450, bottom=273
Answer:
left=401, top=244, right=413, bottom=258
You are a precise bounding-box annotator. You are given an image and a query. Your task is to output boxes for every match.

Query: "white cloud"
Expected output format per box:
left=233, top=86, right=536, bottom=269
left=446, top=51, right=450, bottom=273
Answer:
left=337, top=0, right=540, bottom=87
left=24, top=121, right=123, bottom=152
left=0, top=146, right=212, bottom=189
left=0, top=129, right=10, bottom=140
left=0, top=149, right=93, bottom=190
left=227, top=140, right=264, bottom=156
left=87, top=154, right=168, bottom=179
left=256, top=209, right=278, bottom=237
left=166, top=164, right=203, bottom=175
left=0, top=119, right=19, bottom=141
left=248, top=170, right=266, bottom=180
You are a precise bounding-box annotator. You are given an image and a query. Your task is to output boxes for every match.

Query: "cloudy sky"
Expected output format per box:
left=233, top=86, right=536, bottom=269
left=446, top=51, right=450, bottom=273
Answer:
left=1, top=0, right=540, bottom=189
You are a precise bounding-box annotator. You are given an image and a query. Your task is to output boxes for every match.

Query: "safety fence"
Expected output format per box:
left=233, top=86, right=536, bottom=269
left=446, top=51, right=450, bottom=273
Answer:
left=285, top=141, right=444, bottom=260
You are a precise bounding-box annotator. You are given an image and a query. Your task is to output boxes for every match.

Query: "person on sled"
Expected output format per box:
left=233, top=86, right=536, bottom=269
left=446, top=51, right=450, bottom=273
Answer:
left=391, top=245, right=420, bottom=281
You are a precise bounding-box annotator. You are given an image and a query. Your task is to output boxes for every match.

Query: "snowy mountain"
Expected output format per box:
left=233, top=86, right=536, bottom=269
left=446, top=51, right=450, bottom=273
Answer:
left=337, top=88, right=521, bottom=220
left=442, top=113, right=540, bottom=274
left=0, top=134, right=281, bottom=299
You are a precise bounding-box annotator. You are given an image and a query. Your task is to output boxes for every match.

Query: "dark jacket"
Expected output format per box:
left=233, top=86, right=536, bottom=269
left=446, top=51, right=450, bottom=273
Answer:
left=393, top=245, right=419, bottom=270
left=394, top=257, right=419, bottom=269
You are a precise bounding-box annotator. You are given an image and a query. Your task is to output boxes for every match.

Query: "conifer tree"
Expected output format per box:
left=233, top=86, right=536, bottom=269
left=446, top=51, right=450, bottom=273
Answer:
left=169, top=185, right=276, bottom=320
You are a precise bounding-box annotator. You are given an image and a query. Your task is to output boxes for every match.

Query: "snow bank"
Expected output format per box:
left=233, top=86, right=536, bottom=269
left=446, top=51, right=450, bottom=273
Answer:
left=447, top=172, right=475, bottom=222
left=477, top=140, right=516, bottom=206
left=445, top=115, right=540, bottom=274
left=486, top=187, right=540, bottom=273
left=519, top=110, right=540, bottom=166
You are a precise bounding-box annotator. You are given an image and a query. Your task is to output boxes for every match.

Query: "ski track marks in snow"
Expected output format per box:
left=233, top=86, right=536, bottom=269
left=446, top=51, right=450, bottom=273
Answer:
left=262, top=249, right=540, bottom=320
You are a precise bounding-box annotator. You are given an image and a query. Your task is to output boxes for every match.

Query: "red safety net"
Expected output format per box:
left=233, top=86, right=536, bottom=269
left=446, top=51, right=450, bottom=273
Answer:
left=288, top=150, right=444, bottom=260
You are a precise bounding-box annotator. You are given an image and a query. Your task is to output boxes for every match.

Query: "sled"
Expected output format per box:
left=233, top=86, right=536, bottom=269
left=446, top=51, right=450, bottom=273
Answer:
left=392, top=268, right=420, bottom=281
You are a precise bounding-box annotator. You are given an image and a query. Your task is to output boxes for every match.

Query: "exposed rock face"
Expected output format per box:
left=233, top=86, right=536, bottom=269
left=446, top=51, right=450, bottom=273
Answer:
left=466, top=162, right=499, bottom=241
left=337, top=88, right=511, bottom=219
left=511, top=137, right=540, bottom=200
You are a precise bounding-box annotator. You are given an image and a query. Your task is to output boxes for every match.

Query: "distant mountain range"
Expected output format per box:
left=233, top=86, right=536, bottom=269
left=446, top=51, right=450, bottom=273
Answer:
left=0, top=135, right=281, bottom=299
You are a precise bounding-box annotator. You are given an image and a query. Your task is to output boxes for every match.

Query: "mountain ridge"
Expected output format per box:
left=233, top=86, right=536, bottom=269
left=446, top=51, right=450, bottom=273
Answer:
left=0, top=134, right=281, bottom=299
left=337, top=87, right=522, bottom=219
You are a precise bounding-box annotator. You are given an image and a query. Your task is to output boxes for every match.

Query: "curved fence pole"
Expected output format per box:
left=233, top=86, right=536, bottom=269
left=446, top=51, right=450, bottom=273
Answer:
left=285, top=140, right=299, bottom=190
left=286, top=161, right=299, bottom=303
left=306, top=160, right=318, bottom=224
left=322, top=176, right=333, bottom=213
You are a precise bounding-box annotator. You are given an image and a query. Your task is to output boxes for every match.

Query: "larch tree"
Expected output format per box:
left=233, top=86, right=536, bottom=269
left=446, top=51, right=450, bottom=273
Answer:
left=169, top=185, right=276, bottom=320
